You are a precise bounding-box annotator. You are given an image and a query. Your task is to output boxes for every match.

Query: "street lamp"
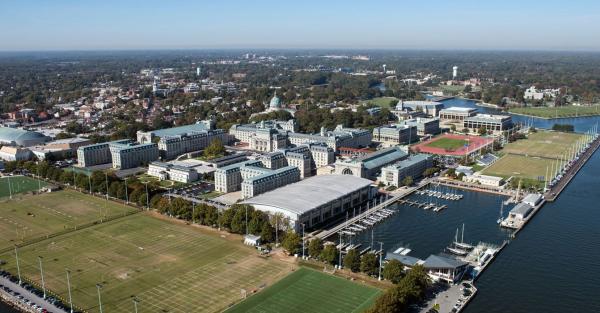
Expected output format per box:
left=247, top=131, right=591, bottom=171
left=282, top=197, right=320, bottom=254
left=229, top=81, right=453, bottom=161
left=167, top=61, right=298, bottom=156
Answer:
left=378, top=242, right=383, bottom=281
left=96, top=284, right=103, bottom=313
left=14, top=246, right=21, bottom=285
left=302, top=223, right=305, bottom=259
left=133, top=297, right=139, bottom=313
left=143, top=182, right=149, bottom=210
left=66, top=269, right=74, bottom=313
left=38, top=256, right=46, bottom=299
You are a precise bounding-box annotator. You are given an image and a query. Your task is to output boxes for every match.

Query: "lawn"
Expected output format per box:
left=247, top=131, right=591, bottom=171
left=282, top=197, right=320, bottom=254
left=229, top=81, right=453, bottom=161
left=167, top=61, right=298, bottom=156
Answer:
left=509, top=105, right=600, bottom=118
left=502, top=131, right=583, bottom=159
left=482, top=154, right=554, bottom=182
left=0, top=175, right=47, bottom=198
left=0, top=190, right=137, bottom=251
left=0, top=213, right=290, bottom=313
left=366, top=97, right=399, bottom=109
left=425, top=137, right=468, bottom=151
left=226, top=267, right=381, bottom=313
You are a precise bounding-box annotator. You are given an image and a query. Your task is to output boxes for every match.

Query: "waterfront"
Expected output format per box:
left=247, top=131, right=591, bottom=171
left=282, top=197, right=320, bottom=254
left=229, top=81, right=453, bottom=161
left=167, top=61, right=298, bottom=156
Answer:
left=0, top=301, right=19, bottom=313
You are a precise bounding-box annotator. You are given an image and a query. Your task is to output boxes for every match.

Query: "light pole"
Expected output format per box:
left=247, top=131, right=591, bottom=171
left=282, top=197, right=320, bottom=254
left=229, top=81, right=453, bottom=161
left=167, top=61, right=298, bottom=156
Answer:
left=104, top=172, right=109, bottom=200
left=96, top=284, right=103, bottom=313
left=378, top=242, right=383, bottom=281
left=8, top=175, right=12, bottom=200
left=275, top=215, right=278, bottom=247
left=38, top=256, right=46, bottom=299
left=125, top=179, right=129, bottom=204
left=302, top=223, right=305, bottom=259
left=66, top=269, right=74, bottom=313
left=245, top=206, right=248, bottom=235
left=143, top=182, right=149, bottom=210
left=14, top=246, right=21, bottom=285
left=133, top=297, right=139, bottom=313
left=88, top=174, right=92, bottom=194
left=192, top=201, right=196, bottom=224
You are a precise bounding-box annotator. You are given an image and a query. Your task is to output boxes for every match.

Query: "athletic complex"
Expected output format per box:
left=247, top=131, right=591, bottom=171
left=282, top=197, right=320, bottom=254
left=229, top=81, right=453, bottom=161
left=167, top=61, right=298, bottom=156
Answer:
left=412, top=134, right=494, bottom=157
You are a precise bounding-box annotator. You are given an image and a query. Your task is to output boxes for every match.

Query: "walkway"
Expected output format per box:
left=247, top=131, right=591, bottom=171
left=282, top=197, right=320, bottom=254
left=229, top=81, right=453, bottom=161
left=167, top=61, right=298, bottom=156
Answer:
left=0, top=276, right=67, bottom=313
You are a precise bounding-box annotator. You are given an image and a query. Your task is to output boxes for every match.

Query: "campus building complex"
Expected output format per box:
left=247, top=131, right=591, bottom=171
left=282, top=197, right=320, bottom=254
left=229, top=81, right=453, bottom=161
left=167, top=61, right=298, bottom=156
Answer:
left=439, top=107, right=477, bottom=121
left=335, top=146, right=408, bottom=179
left=397, top=100, right=444, bottom=116
left=214, top=160, right=300, bottom=198
left=372, top=124, right=417, bottom=146
left=147, top=161, right=199, bottom=183
left=242, top=175, right=375, bottom=232
left=463, top=114, right=513, bottom=134
left=397, top=118, right=441, bottom=136
left=137, top=121, right=229, bottom=160
left=77, top=139, right=130, bottom=167
left=109, top=141, right=159, bottom=169
left=379, top=154, right=434, bottom=187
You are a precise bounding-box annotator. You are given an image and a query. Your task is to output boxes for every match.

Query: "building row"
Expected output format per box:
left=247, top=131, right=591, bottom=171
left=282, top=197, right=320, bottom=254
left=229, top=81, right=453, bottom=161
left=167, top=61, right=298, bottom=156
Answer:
left=214, top=160, right=300, bottom=198
left=77, top=139, right=159, bottom=169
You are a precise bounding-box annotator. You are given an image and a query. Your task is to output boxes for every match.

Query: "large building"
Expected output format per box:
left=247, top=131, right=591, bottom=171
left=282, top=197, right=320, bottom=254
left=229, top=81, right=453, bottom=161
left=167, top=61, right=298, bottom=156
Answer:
left=147, top=161, right=199, bottom=183
left=282, top=145, right=313, bottom=178
left=215, top=160, right=263, bottom=193
left=463, top=114, right=513, bottom=134
left=242, top=175, right=375, bottom=232
left=0, top=146, right=31, bottom=161
left=229, top=120, right=296, bottom=152
left=0, top=127, right=49, bottom=147
left=109, top=141, right=159, bottom=169
left=77, top=139, right=131, bottom=167
left=372, top=124, right=417, bottom=146
left=288, top=125, right=372, bottom=151
left=335, top=146, right=408, bottom=179
left=379, top=154, right=434, bottom=187
left=308, top=142, right=335, bottom=168
left=241, top=166, right=300, bottom=198
left=439, top=107, right=477, bottom=121
left=397, top=118, right=441, bottom=136
left=137, top=121, right=229, bottom=160
left=397, top=100, right=444, bottom=117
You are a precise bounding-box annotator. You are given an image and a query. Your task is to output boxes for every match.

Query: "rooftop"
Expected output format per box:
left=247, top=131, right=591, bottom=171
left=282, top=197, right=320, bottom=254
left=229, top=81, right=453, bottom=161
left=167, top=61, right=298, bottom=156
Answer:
left=423, top=254, right=467, bottom=269
left=241, top=175, right=373, bottom=215
left=148, top=123, right=209, bottom=138
left=440, top=106, right=477, bottom=113
left=465, top=113, right=512, bottom=123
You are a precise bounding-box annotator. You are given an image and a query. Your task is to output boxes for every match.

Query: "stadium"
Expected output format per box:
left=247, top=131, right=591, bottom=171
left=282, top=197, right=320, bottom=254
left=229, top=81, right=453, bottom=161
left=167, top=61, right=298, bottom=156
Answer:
left=412, top=133, right=494, bottom=157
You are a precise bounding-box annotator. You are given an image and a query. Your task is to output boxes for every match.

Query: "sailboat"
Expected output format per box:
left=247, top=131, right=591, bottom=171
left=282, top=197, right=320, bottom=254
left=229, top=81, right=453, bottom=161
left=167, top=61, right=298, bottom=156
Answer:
left=453, top=224, right=474, bottom=250
left=447, top=227, right=470, bottom=256
left=496, top=201, right=504, bottom=224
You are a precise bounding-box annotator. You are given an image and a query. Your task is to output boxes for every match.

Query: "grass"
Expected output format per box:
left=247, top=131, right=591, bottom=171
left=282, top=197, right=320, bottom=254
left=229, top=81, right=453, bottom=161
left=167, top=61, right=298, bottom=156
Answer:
left=226, top=267, right=381, bottom=313
left=509, top=105, right=600, bottom=118
left=0, top=176, right=47, bottom=198
left=482, top=154, right=554, bottom=182
left=0, top=190, right=137, bottom=251
left=366, top=97, right=399, bottom=109
left=0, top=213, right=290, bottom=313
left=502, top=131, right=584, bottom=159
left=136, top=174, right=186, bottom=188
left=425, top=137, right=468, bottom=150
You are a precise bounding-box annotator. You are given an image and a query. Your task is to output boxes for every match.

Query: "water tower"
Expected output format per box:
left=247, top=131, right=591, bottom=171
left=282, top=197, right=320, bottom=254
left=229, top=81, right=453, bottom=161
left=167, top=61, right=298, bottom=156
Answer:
left=452, top=66, right=458, bottom=79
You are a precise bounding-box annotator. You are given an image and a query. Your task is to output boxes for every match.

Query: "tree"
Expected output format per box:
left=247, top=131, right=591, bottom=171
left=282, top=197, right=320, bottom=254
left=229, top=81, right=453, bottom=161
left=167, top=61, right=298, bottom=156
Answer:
left=203, top=139, right=225, bottom=159
left=477, top=126, right=487, bottom=136
left=308, top=238, right=323, bottom=259
left=360, top=253, right=379, bottom=276
left=450, top=124, right=457, bottom=132
left=383, top=259, right=405, bottom=284
left=260, top=220, right=274, bottom=243
left=445, top=168, right=456, bottom=178
left=344, top=249, right=361, bottom=272
left=281, top=232, right=301, bottom=255
left=401, top=176, right=413, bottom=187
left=320, top=245, right=337, bottom=265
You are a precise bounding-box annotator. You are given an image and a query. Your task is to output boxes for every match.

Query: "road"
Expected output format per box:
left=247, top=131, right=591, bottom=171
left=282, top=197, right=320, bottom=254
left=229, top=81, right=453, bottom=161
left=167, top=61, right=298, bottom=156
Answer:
left=0, top=276, right=67, bottom=313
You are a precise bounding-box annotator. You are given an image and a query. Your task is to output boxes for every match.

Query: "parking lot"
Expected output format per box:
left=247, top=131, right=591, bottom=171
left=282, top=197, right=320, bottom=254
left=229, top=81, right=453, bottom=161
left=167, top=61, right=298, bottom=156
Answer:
left=172, top=181, right=218, bottom=199
left=1, top=270, right=70, bottom=313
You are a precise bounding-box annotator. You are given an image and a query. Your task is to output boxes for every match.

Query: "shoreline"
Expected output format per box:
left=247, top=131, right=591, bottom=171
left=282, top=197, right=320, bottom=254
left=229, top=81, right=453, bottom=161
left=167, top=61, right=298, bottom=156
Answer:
left=506, top=110, right=600, bottom=120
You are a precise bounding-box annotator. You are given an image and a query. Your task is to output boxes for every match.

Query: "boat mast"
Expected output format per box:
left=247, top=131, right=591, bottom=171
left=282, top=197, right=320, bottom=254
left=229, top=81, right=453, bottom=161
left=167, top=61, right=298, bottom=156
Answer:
left=461, top=223, right=465, bottom=244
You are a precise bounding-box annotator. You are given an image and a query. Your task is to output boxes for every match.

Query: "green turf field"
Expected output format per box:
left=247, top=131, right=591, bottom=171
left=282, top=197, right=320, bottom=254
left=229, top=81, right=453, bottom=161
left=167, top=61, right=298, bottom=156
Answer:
left=0, top=190, right=137, bottom=250
left=482, top=154, right=554, bottom=181
left=366, top=97, right=399, bottom=109
left=509, top=105, right=600, bottom=118
left=226, top=267, right=381, bottom=313
left=425, top=137, right=468, bottom=150
left=0, top=176, right=47, bottom=198
left=502, top=131, right=584, bottom=159
left=0, top=213, right=290, bottom=313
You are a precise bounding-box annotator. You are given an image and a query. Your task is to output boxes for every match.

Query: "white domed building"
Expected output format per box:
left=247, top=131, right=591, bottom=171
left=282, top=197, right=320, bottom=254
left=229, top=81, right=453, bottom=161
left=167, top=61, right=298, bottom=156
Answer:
left=267, top=91, right=282, bottom=112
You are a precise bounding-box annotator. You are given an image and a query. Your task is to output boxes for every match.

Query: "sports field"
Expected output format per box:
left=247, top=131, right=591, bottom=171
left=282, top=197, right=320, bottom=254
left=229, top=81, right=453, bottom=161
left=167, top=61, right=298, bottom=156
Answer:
left=425, top=137, right=468, bottom=150
left=502, top=131, right=584, bottom=159
left=0, top=190, right=136, bottom=250
left=0, top=213, right=290, bottom=313
left=482, top=154, right=554, bottom=181
left=0, top=176, right=47, bottom=198
left=413, top=134, right=493, bottom=156
left=226, top=267, right=381, bottom=313
left=509, top=105, right=600, bottom=118
left=366, top=97, right=399, bottom=109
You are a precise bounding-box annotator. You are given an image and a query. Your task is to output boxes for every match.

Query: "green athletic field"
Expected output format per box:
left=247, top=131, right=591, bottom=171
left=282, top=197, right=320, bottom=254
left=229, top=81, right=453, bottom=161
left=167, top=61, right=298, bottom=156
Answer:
left=482, top=154, right=554, bottom=181
left=0, top=190, right=136, bottom=250
left=425, top=137, right=468, bottom=150
left=226, top=267, right=381, bottom=313
left=0, top=213, right=290, bottom=313
left=502, top=131, right=584, bottom=159
left=509, top=105, right=600, bottom=118
left=0, top=176, right=47, bottom=198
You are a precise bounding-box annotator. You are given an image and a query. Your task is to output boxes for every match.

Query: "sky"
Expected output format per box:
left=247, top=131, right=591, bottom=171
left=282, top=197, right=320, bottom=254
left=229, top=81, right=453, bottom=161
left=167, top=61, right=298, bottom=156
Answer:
left=1, top=0, right=599, bottom=51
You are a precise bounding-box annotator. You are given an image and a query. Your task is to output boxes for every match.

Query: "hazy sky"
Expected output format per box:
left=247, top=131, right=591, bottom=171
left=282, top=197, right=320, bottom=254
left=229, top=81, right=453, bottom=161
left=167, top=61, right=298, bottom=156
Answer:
left=1, top=0, right=599, bottom=51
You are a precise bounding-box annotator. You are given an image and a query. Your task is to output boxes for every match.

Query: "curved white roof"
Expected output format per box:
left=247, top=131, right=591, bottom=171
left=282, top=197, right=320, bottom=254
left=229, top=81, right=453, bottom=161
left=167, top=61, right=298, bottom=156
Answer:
left=242, top=175, right=373, bottom=216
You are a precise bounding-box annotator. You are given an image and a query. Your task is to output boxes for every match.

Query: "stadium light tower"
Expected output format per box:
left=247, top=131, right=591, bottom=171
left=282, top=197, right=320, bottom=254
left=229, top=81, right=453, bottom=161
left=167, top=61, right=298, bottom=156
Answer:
left=66, top=269, right=74, bottom=313
left=96, top=284, right=104, bottom=313
left=302, top=223, right=305, bottom=259
left=38, top=256, right=46, bottom=299
left=133, top=297, right=140, bottom=313
left=14, top=246, right=22, bottom=284
left=378, top=242, right=383, bottom=281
